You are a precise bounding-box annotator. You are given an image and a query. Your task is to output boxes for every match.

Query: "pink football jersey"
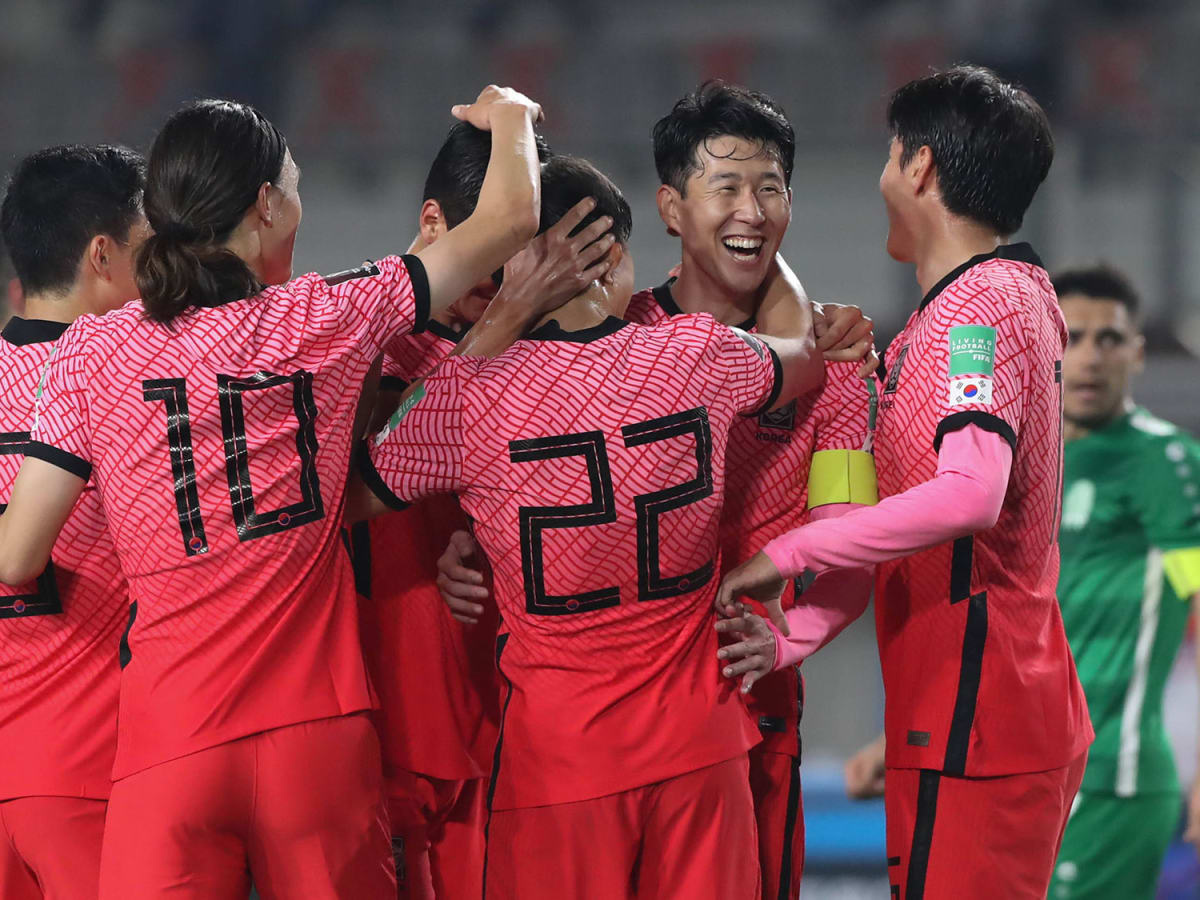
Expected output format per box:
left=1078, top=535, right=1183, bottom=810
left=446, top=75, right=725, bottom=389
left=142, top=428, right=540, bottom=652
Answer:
left=364, top=313, right=780, bottom=809
left=0, top=318, right=127, bottom=800
left=355, top=325, right=501, bottom=781
left=29, top=255, right=429, bottom=778
left=873, top=243, right=1091, bottom=776
left=627, top=282, right=876, bottom=757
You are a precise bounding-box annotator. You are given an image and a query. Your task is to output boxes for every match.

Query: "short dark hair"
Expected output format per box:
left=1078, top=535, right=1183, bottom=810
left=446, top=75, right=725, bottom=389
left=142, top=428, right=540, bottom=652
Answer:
left=137, top=99, right=287, bottom=324
left=537, top=155, right=632, bottom=246
left=422, top=122, right=552, bottom=229
left=1, top=144, right=145, bottom=295
left=652, top=80, right=795, bottom=195
left=886, top=65, right=1054, bottom=235
left=1052, top=263, right=1141, bottom=322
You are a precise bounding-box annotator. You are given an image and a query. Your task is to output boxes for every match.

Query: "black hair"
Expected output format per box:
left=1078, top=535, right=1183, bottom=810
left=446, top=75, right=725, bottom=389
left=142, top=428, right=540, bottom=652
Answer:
left=537, top=155, right=632, bottom=246
left=652, top=80, right=795, bottom=195
left=1, top=144, right=145, bottom=296
left=886, top=64, right=1054, bottom=236
left=1052, top=263, right=1141, bottom=323
left=136, top=99, right=287, bottom=324
left=422, top=122, right=553, bottom=229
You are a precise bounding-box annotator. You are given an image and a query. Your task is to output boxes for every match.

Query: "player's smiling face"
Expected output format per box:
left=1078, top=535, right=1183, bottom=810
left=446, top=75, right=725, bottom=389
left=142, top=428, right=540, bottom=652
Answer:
left=1060, top=294, right=1144, bottom=429
left=669, top=136, right=791, bottom=295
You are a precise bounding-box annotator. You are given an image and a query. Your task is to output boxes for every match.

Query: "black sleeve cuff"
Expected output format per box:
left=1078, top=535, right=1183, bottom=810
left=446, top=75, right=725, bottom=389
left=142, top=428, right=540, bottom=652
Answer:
left=743, top=345, right=785, bottom=417
left=24, top=441, right=92, bottom=481
left=400, top=254, right=431, bottom=335
left=355, top=441, right=410, bottom=512
left=934, top=411, right=1017, bottom=454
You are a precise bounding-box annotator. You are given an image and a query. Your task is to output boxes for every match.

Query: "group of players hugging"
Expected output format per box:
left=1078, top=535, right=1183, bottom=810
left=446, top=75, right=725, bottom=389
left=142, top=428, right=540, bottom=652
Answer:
left=0, top=59, right=1140, bottom=900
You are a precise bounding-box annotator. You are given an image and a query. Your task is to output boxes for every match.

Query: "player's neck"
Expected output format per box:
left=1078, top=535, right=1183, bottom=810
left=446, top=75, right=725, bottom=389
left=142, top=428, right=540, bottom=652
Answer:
left=20, top=289, right=90, bottom=325
left=913, top=217, right=1003, bottom=299
left=533, top=288, right=611, bottom=333
left=671, top=259, right=757, bottom=326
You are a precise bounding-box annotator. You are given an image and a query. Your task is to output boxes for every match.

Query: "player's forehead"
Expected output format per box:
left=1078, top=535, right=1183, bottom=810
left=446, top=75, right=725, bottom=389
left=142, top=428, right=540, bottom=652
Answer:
left=1059, top=294, right=1136, bottom=334
left=686, top=135, right=785, bottom=185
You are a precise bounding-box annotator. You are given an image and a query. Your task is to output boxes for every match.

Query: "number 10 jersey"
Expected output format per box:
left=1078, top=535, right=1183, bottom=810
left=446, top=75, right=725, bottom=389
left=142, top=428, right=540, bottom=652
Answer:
left=29, top=255, right=431, bottom=779
left=364, top=314, right=780, bottom=810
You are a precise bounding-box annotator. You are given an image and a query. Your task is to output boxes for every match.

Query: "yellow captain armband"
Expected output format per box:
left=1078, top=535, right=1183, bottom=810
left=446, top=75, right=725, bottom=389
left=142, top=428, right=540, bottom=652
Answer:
left=807, top=449, right=879, bottom=509
left=1163, top=547, right=1200, bottom=600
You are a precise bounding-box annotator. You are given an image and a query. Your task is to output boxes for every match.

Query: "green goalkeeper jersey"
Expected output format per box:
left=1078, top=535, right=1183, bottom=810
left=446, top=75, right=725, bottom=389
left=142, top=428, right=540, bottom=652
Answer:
left=1059, top=406, right=1200, bottom=796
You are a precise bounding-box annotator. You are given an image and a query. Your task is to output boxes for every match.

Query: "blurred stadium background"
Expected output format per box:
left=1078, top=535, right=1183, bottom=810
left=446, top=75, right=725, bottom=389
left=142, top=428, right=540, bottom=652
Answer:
left=1, top=0, right=1197, bottom=895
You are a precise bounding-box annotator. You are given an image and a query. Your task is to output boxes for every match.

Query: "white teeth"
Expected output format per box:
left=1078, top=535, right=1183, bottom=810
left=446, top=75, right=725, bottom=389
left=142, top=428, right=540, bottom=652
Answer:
left=723, top=237, right=764, bottom=251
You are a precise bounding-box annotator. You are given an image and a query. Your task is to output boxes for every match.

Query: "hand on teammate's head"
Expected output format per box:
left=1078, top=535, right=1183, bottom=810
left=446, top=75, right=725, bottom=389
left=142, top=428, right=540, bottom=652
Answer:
left=451, top=86, right=543, bottom=132
left=493, top=196, right=616, bottom=321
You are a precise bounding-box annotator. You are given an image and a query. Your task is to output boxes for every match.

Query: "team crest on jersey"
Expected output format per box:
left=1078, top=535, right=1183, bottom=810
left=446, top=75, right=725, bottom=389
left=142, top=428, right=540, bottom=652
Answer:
left=323, top=261, right=381, bottom=286
left=757, top=399, right=796, bottom=443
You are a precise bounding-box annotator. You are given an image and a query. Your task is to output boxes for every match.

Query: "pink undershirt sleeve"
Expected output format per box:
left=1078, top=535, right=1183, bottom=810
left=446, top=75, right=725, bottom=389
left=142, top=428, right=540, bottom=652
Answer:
left=764, top=424, right=1014, bottom=668
left=771, top=503, right=874, bottom=668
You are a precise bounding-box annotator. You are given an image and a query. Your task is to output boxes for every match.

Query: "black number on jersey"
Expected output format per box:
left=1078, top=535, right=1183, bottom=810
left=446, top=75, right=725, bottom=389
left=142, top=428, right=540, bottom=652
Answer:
left=0, top=431, right=62, bottom=616
left=509, top=408, right=715, bottom=616
left=143, top=379, right=209, bottom=556
left=218, top=372, right=324, bottom=541
left=143, top=371, right=325, bottom=555
left=621, top=409, right=714, bottom=601
left=510, top=431, right=619, bottom=615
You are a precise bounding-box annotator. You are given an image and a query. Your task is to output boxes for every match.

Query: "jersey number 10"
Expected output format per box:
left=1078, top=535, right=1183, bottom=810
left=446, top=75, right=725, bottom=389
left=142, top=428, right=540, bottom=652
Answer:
left=142, top=371, right=325, bottom=557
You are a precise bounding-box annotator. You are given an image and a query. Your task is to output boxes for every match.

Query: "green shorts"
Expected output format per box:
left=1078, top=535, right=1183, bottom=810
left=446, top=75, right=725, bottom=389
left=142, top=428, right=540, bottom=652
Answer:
left=1049, top=790, right=1181, bottom=900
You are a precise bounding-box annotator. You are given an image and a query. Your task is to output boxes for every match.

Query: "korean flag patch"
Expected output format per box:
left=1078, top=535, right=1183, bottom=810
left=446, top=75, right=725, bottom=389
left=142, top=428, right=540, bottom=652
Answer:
left=949, top=376, right=993, bottom=406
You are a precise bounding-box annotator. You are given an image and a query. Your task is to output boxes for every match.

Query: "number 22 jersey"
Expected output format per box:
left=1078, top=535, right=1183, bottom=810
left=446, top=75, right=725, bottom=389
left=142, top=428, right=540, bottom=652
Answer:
left=363, top=314, right=779, bottom=810
left=28, top=255, right=430, bottom=779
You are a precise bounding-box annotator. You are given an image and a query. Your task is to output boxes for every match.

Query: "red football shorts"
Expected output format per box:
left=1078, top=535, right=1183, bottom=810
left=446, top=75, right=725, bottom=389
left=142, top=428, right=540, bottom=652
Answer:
left=388, top=770, right=486, bottom=900
left=99, top=713, right=394, bottom=900
left=749, top=746, right=804, bottom=900
left=485, top=754, right=758, bottom=900
left=885, top=752, right=1087, bottom=899
left=0, top=796, right=106, bottom=900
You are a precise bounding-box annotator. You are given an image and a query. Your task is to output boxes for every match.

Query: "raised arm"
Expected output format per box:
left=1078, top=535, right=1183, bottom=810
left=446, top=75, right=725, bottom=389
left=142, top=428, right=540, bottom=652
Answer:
left=749, top=254, right=824, bottom=409
left=415, top=86, right=543, bottom=314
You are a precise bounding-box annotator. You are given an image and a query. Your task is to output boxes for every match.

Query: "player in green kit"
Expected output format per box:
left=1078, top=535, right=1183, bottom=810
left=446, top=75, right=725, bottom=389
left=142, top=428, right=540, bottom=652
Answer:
left=1049, top=264, right=1200, bottom=899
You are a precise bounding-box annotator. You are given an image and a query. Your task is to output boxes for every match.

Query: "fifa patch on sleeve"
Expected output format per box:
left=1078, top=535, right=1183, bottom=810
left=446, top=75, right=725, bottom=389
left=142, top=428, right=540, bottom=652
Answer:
left=947, top=325, right=996, bottom=406
left=374, top=382, right=426, bottom=446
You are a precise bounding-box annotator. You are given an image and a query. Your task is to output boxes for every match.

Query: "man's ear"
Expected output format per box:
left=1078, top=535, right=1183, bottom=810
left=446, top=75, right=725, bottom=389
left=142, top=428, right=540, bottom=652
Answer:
left=598, top=242, right=625, bottom=286
left=420, top=199, right=447, bottom=245
left=656, top=184, right=682, bottom=238
left=85, top=234, right=112, bottom=282
left=909, top=145, right=936, bottom=197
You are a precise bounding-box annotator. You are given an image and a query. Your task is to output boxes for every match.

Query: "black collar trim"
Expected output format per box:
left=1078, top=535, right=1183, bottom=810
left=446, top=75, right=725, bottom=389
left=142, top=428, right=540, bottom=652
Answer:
left=652, top=278, right=756, bottom=330
left=1, top=317, right=70, bottom=346
left=527, top=316, right=631, bottom=343
left=918, top=242, right=1044, bottom=312
left=427, top=319, right=466, bottom=344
